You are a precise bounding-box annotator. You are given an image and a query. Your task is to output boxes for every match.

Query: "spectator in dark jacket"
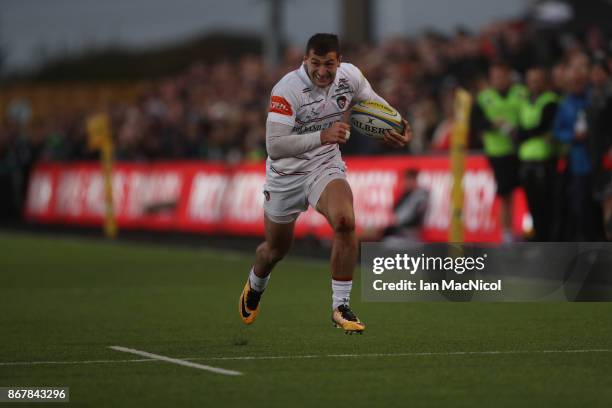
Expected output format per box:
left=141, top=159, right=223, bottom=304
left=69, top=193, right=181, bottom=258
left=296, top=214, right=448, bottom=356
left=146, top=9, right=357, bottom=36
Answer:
left=553, top=53, right=605, bottom=240
left=588, top=57, right=612, bottom=239
left=382, top=169, right=429, bottom=242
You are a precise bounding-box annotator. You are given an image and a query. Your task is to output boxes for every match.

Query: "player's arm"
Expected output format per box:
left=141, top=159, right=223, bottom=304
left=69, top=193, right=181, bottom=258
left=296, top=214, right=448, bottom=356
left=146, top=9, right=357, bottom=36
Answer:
left=266, top=87, right=350, bottom=159
left=350, top=64, right=411, bottom=148
left=266, top=121, right=350, bottom=160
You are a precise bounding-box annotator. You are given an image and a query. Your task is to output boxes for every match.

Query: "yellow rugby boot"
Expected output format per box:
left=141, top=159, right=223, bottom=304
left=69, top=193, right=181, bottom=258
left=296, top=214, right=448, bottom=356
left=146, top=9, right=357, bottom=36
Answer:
left=238, top=278, right=262, bottom=325
left=332, top=304, right=365, bottom=334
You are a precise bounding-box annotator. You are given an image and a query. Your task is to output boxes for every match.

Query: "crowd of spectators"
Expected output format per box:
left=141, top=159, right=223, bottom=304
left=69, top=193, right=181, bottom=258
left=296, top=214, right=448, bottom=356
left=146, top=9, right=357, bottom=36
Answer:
left=1, top=19, right=610, bottom=164
left=1, top=17, right=612, bottom=237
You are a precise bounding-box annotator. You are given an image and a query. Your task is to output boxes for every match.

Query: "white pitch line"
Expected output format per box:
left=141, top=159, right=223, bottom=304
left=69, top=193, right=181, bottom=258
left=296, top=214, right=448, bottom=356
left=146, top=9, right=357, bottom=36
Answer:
left=109, top=346, right=242, bottom=376
left=1, top=348, right=610, bottom=368
left=198, top=348, right=612, bottom=361
left=206, top=355, right=320, bottom=361
left=0, top=358, right=155, bottom=366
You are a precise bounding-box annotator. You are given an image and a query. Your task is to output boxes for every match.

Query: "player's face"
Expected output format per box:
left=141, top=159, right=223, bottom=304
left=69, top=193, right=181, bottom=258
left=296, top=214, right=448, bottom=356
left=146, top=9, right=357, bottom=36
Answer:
left=304, top=50, right=341, bottom=88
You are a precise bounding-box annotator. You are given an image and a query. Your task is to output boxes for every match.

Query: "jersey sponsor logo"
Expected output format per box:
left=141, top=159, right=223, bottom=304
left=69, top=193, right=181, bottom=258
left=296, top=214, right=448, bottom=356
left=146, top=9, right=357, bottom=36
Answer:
left=294, top=121, right=335, bottom=134
left=295, top=111, right=344, bottom=126
left=337, top=95, right=347, bottom=109
left=269, top=96, right=293, bottom=116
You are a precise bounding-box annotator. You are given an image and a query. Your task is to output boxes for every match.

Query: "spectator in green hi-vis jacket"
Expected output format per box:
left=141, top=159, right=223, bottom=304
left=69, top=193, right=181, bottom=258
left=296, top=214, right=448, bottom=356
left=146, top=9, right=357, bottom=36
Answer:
left=516, top=66, right=559, bottom=241
left=471, top=61, right=528, bottom=242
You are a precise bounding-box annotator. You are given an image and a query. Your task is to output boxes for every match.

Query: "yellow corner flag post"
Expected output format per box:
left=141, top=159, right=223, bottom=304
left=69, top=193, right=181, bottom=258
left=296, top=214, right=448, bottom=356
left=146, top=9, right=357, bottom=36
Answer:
left=87, top=113, right=117, bottom=239
left=449, top=88, right=472, bottom=244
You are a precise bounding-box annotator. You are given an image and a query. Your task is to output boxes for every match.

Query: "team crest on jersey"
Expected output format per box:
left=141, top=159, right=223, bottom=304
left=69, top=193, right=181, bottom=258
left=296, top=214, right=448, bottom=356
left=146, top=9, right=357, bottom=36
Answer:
left=269, top=96, right=293, bottom=116
left=336, top=95, right=347, bottom=109
left=263, top=190, right=270, bottom=201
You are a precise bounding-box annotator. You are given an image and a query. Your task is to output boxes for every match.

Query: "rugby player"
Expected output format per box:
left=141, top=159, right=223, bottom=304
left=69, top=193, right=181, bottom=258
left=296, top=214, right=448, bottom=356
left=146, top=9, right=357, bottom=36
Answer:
left=239, top=33, right=412, bottom=333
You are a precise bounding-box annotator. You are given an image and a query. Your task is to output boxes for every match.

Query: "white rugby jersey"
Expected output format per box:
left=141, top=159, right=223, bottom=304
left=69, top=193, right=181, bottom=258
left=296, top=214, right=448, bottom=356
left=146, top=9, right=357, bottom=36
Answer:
left=265, top=62, right=385, bottom=184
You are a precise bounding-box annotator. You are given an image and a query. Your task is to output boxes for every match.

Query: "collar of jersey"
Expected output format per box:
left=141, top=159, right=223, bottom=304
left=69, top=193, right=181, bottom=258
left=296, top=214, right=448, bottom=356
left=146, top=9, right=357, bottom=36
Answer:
left=298, top=63, right=340, bottom=93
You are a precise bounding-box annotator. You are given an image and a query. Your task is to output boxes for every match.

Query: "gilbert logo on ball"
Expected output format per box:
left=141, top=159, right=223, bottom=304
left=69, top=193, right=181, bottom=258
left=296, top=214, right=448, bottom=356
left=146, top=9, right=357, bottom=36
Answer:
left=350, top=101, right=403, bottom=139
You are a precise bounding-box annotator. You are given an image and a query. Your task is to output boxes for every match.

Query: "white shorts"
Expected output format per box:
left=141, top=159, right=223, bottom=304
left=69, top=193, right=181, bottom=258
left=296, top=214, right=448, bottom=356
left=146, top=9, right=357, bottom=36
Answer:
left=263, top=164, right=347, bottom=224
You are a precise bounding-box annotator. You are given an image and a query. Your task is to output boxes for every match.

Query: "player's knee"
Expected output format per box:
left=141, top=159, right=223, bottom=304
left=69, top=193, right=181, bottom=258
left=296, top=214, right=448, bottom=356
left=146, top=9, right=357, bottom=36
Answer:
left=332, top=213, right=355, bottom=234
left=267, top=247, right=287, bottom=264
left=257, top=242, right=288, bottom=265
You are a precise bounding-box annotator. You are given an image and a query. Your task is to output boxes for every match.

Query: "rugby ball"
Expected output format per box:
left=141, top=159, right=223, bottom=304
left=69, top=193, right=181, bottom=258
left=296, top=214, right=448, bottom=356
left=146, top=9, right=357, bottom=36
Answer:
left=350, top=101, right=403, bottom=139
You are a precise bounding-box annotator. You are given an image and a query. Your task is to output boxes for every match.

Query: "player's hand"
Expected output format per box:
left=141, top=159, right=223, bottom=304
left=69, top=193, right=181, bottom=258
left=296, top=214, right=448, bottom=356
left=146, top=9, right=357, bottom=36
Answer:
left=321, top=122, right=351, bottom=145
left=383, top=119, right=412, bottom=148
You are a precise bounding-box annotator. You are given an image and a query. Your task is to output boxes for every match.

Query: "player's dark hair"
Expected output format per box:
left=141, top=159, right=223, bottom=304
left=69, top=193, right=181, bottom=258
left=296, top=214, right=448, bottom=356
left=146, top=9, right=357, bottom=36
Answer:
left=306, top=33, right=341, bottom=56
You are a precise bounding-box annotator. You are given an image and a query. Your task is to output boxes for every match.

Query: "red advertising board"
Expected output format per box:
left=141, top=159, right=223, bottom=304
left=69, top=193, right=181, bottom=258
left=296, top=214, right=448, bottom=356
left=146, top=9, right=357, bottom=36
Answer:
left=24, top=156, right=530, bottom=242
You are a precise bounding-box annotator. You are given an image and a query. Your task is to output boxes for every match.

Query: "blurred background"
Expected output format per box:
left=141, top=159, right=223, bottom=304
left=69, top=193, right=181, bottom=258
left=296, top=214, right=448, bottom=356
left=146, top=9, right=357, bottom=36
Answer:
left=1, top=0, right=611, bottom=244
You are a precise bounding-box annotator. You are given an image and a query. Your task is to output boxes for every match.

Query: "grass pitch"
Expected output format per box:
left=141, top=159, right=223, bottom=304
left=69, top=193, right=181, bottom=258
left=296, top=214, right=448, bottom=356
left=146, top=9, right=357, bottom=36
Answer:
left=1, top=231, right=611, bottom=407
